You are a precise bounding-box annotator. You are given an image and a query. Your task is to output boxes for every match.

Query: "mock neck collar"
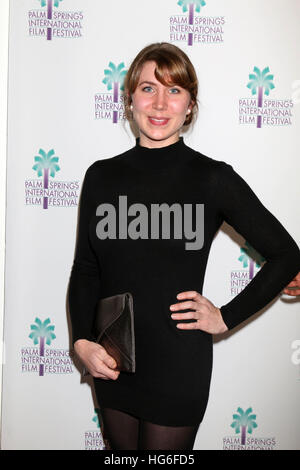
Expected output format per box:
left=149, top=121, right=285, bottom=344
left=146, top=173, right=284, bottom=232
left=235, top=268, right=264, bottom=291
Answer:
left=135, top=137, right=185, bottom=153
left=126, top=136, right=190, bottom=172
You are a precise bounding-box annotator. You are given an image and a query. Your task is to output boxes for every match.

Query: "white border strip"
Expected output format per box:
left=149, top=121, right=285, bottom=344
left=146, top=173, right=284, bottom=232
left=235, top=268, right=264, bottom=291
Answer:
left=0, top=0, right=10, bottom=447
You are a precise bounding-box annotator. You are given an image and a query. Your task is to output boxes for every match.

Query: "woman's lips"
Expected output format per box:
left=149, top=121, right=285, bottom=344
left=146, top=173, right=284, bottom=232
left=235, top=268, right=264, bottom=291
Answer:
left=148, top=117, right=169, bottom=126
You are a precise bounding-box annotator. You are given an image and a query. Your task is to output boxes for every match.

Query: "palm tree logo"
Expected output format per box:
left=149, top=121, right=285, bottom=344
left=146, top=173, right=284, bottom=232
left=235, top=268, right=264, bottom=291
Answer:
left=92, top=408, right=111, bottom=449
left=247, top=66, right=275, bottom=128
left=29, top=317, right=56, bottom=376
left=92, top=409, right=101, bottom=428
left=231, top=407, right=258, bottom=445
left=177, top=0, right=206, bottom=46
left=238, top=241, right=265, bottom=280
left=32, top=148, right=60, bottom=210
left=38, top=0, right=63, bottom=40
left=102, top=62, right=127, bottom=124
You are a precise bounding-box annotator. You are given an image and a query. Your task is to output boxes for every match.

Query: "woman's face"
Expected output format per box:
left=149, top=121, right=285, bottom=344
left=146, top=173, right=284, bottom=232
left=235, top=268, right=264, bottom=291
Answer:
left=130, top=61, right=193, bottom=148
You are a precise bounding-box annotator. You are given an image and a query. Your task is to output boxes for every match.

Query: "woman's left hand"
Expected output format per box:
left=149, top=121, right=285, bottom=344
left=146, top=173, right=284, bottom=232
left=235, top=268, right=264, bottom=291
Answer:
left=283, top=271, right=300, bottom=296
left=170, top=290, right=228, bottom=335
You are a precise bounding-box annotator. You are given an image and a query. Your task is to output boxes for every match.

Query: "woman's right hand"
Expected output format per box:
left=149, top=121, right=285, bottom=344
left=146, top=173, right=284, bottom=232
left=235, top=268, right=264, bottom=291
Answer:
left=74, top=339, right=120, bottom=380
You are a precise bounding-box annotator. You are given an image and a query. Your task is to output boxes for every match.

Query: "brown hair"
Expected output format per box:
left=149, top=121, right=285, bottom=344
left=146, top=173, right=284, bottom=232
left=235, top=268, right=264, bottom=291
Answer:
left=123, top=42, right=198, bottom=126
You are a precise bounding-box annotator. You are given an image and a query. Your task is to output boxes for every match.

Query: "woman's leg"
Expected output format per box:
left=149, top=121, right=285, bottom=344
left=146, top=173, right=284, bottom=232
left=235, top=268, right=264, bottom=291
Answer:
left=100, top=407, right=140, bottom=450
left=138, top=420, right=200, bottom=450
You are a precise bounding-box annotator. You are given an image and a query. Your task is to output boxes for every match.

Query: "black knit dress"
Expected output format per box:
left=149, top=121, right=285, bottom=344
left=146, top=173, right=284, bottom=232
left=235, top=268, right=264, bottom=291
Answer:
left=68, top=137, right=300, bottom=426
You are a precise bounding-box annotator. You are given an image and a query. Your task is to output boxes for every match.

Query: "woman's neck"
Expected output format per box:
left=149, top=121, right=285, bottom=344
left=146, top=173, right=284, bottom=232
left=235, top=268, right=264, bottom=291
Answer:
left=138, top=132, right=180, bottom=149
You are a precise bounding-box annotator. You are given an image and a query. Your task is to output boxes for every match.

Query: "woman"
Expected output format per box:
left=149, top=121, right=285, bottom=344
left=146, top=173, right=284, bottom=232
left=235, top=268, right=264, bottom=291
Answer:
left=68, top=42, right=300, bottom=450
left=284, top=272, right=300, bottom=295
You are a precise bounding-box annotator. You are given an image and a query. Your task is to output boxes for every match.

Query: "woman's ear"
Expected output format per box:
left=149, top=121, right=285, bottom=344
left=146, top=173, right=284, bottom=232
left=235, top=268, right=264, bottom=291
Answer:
left=189, top=99, right=195, bottom=111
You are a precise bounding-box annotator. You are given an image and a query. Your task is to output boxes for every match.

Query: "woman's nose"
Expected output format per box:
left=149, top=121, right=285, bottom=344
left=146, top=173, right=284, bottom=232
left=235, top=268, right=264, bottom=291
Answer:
left=153, top=91, right=167, bottom=110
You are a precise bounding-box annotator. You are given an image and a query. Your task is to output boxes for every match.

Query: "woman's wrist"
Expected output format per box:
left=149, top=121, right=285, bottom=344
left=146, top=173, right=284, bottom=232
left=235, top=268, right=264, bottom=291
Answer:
left=74, top=338, right=90, bottom=352
left=217, top=308, right=229, bottom=334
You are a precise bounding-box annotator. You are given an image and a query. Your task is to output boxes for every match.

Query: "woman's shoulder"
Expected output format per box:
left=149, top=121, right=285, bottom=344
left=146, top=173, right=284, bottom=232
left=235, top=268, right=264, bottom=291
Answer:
left=84, top=147, right=133, bottom=176
left=186, top=144, right=233, bottom=176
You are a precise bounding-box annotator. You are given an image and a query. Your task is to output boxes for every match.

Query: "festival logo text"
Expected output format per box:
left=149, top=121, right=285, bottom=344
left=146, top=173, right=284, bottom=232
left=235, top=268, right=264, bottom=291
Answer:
left=28, top=0, right=83, bottom=40
left=169, top=0, right=225, bottom=46
left=21, top=317, right=74, bottom=376
left=230, top=242, right=265, bottom=296
left=95, top=62, right=127, bottom=123
left=223, top=407, right=276, bottom=450
left=84, top=409, right=107, bottom=450
left=25, top=148, right=80, bottom=209
left=239, top=67, right=294, bottom=128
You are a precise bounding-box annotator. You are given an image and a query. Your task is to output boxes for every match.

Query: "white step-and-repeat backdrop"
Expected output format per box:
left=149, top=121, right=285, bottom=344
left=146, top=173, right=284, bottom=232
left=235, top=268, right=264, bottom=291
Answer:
left=1, top=0, right=300, bottom=450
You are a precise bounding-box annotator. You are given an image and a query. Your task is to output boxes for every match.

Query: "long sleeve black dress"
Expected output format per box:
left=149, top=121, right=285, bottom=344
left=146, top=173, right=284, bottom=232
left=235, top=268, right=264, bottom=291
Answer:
left=68, top=137, right=300, bottom=426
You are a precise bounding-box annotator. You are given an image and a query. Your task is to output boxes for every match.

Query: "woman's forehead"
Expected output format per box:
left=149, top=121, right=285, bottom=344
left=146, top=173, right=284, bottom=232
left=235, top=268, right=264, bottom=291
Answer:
left=138, top=61, right=174, bottom=85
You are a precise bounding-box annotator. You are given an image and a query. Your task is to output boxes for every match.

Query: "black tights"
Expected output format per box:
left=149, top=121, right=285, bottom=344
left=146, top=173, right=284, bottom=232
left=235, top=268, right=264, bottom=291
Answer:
left=100, top=407, right=200, bottom=450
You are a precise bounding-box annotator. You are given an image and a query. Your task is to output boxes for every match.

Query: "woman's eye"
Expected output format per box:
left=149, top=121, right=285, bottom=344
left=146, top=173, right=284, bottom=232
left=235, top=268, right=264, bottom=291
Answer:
left=142, top=86, right=153, bottom=92
left=141, top=86, right=180, bottom=94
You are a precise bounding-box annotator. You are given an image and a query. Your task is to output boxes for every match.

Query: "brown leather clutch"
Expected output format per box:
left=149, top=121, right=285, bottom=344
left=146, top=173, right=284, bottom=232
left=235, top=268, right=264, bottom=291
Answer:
left=82, top=292, right=136, bottom=376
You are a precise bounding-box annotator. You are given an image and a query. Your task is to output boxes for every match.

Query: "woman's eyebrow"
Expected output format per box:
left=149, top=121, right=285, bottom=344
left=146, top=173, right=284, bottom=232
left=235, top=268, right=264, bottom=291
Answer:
left=138, top=80, right=158, bottom=86
left=138, top=80, right=178, bottom=87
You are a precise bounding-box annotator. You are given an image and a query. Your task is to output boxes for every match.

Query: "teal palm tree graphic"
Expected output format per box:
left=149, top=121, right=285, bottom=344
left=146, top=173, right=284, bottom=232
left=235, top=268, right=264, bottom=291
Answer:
left=29, top=318, right=56, bottom=376
left=102, top=62, right=127, bottom=124
left=178, top=0, right=206, bottom=13
left=247, top=66, right=275, bottom=128
left=93, top=408, right=112, bottom=450
left=38, top=0, right=63, bottom=40
left=178, top=0, right=206, bottom=45
left=32, top=148, right=60, bottom=210
left=92, top=409, right=101, bottom=429
left=38, top=0, right=62, bottom=6
left=231, top=407, right=258, bottom=445
left=238, top=241, right=265, bottom=280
